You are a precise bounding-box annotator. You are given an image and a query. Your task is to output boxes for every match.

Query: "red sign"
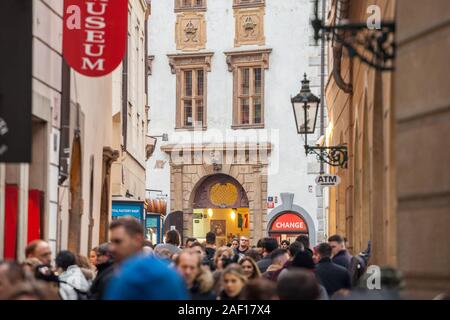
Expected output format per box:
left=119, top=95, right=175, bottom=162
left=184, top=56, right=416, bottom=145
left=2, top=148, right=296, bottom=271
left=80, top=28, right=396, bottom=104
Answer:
left=270, top=212, right=308, bottom=232
left=63, top=0, right=128, bottom=77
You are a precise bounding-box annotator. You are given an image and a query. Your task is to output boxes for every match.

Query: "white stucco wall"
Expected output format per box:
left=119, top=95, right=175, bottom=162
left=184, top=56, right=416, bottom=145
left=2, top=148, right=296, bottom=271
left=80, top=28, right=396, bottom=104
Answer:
left=146, top=0, right=323, bottom=242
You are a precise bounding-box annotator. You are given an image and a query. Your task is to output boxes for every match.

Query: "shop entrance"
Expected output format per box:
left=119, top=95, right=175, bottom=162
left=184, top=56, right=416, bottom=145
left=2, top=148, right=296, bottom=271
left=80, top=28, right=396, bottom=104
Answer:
left=268, top=211, right=309, bottom=244
left=192, top=174, right=249, bottom=246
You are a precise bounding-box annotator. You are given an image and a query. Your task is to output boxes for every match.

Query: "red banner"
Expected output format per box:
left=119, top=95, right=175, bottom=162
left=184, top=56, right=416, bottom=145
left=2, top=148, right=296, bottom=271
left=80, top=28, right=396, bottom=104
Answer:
left=270, top=212, right=308, bottom=232
left=63, top=0, right=128, bottom=77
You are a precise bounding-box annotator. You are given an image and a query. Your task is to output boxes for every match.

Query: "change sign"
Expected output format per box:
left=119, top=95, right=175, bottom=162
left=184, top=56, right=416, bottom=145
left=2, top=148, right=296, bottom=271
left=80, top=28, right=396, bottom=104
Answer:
left=63, top=0, right=128, bottom=77
left=315, top=174, right=341, bottom=187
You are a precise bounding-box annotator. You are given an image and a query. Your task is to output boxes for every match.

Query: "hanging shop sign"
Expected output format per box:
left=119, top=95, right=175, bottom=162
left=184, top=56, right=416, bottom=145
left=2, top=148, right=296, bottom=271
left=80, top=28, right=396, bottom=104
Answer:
left=0, top=0, right=32, bottom=163
left=315, top=174, right=341, bottom=187
left=270, top=212, right=308, bottom=232
left=112, top=200, right=144, bottom=222
left=63, top=0, right=128, bottom=77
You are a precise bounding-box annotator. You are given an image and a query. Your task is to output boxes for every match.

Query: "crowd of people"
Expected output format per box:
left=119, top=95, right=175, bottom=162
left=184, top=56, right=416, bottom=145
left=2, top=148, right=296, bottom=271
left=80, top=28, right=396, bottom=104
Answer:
left=0, top=216, right=422, bottom=300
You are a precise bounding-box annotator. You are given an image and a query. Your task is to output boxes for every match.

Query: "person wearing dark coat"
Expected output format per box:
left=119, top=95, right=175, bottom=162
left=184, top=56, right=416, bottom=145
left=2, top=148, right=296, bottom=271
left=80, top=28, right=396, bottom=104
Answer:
left=315, top=243, right=351, bottom=297
left=88, top=243, right=115, bottom=300
left=328, top=234, right=353, bottom=270
left=256, top=238, right=278, bottom=274
left=175, top=249, right=216, bottom=300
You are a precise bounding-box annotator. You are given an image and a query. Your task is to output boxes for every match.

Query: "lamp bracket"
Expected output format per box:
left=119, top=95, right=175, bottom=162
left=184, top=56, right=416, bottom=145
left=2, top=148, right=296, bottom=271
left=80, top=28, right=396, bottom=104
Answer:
left=311, top=0, right=396, bottom=71
left=305, top=145, right=348, bottom=168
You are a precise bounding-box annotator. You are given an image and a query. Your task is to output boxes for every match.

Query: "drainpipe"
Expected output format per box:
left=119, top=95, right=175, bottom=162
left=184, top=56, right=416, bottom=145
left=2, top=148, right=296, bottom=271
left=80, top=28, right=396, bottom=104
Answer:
left=320, top=0, right=326, bottom=174
left=332, top=0, right=352, bottom=93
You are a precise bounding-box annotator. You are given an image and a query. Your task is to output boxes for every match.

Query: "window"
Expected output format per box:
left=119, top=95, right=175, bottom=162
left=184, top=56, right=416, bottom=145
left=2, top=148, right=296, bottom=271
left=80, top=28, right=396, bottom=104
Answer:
left=237, top=67, right=263, bottom=125
left=233, top=0, right=265, bottom=9
left=181, top=69, right=205, bottom=127
left=168, top=53, right=213, bottom=129
left=175, top=0, right=206, bottom=12
left=225, top=49, right=271, bottom=128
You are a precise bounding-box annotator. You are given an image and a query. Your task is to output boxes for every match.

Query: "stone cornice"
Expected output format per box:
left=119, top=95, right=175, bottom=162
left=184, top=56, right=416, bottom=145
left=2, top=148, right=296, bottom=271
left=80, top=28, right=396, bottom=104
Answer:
left=161, top=142, right=272, bottom=153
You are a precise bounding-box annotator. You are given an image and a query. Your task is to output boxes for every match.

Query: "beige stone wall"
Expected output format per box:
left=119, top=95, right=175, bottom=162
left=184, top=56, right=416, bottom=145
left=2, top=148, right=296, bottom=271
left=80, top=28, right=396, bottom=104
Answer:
left=169, top=162, right=268, bottom=245
left=395, top=0, right=450, bottom=298
left=325, top=0, right=396, bottom=266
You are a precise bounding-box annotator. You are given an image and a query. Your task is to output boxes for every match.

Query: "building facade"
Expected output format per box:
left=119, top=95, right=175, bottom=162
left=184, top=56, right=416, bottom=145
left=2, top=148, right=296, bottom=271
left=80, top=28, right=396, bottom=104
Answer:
left=110, top=0, right=150, bottom=233
left=325, top=0, right=397, bottom=266
left=325, top=0, right=450, bottom=298
left=0, top=0, right=132, bottom=259
left=146, top=0, right=326, bottom=246
left=395, top=0, right=450, bottom=298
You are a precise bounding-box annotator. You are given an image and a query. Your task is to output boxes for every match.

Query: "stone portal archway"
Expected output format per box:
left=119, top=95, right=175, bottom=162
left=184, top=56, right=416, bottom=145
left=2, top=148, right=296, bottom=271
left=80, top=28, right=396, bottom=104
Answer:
left=193, top=174, right=249, bottom=209
left=168, top=164, right=268, bottom=244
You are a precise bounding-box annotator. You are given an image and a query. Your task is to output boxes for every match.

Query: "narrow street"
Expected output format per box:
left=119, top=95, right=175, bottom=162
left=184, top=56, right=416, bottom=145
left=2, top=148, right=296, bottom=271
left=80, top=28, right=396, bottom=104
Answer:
left=0, top=0, right=449, bottom=306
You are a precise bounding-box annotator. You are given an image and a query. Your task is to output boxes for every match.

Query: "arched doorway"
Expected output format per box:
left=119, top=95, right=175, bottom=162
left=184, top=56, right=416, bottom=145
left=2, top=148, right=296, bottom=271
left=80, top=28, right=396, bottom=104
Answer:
left=191, top=174, right=249, bottom=246
left=268, top=211, right=309, bottom=244
left=266, top=193, right=317, bottom=246
left=68, top=135, right=82, bottom=253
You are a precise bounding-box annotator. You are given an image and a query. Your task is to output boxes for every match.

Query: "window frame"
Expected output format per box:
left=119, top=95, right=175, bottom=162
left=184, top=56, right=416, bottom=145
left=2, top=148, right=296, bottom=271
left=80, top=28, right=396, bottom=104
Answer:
left=175, top=0, right=207, bottom=12
left=225, top=49, right=271, bottom=129
left=180, top=68, right=206, bottom=128
left=168, top=53, right=214, bottom=131
left=233, top=0, right=265, bottom=9
left=236, top=65, right=264, bottom=126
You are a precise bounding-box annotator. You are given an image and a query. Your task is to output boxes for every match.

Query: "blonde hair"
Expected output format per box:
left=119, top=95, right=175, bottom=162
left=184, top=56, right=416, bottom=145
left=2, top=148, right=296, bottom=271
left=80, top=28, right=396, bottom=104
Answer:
left=222, top=263, right=247, bottom=284
left=239, top=256, right=261, bottom=279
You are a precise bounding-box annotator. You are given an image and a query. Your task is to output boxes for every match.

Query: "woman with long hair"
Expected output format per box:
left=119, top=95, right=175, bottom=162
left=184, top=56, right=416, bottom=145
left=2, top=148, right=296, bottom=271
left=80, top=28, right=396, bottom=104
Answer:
left=239, top=256, right=261, bottom=280
left=219, top=264, right=247, bottom=300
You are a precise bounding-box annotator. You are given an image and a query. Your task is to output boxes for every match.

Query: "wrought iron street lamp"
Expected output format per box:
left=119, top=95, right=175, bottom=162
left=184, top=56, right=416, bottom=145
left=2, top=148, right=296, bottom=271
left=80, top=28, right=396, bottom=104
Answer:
left=291, top=74, right=348, bottom=168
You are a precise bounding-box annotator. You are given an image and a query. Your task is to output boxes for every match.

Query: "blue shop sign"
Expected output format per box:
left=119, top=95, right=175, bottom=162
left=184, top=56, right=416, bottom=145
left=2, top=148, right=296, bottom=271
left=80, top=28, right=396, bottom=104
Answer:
left=112, top=201, right=144, bottom=222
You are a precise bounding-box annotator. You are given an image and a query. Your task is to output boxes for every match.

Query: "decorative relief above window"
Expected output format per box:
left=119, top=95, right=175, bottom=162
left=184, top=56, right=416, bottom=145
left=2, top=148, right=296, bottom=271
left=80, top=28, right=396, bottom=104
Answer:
left=224, top=49, right=271, bottom=128
left=175, top=0, right=207, bottom=12
left=234, top=7, right=265, bottom=47
left=233, top=0, right=265, bottom=9
left=167, top=53, right=214, bottom=130
left=176, top=12, right=207, bottom=51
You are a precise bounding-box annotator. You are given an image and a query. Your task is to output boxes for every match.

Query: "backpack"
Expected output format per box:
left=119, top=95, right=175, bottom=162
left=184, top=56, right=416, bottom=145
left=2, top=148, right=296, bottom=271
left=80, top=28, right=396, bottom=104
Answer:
left=349, top=240, right=371, bottom=286
left=59, top=280, right=89, bottom=300
left=349, top=255, right=367, bottom=286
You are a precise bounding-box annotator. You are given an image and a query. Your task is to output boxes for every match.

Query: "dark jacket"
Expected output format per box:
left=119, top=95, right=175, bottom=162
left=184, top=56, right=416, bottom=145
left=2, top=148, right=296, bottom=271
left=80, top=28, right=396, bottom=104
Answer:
left=219, top=290, right=241, bottom=301
left=204, top=247, right=216, bottom=270
left=88, top=261, right=115, bottom=300
left=332, top=250, right=352, bottom=270
left=315, top=258, right=352, bottom=297
left=190, top=282, right=216, bottom=300
left=256, top=256, right=272, bottom=274
left=189, top=267, right=216, bottom=300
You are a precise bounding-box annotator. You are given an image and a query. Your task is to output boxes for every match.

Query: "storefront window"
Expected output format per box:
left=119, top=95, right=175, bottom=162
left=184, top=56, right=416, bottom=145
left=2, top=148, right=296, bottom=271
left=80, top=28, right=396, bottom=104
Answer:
left=192, top=208, right=250, bottom=246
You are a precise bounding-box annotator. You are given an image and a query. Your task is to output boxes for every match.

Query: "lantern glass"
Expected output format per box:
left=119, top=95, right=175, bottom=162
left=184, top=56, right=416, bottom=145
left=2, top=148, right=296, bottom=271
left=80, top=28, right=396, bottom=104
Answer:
left=291, top=74, right=320, bottom=136
left=292, top=100, right=319, bottom=134
left=304, top=101, right=319, bottom=134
